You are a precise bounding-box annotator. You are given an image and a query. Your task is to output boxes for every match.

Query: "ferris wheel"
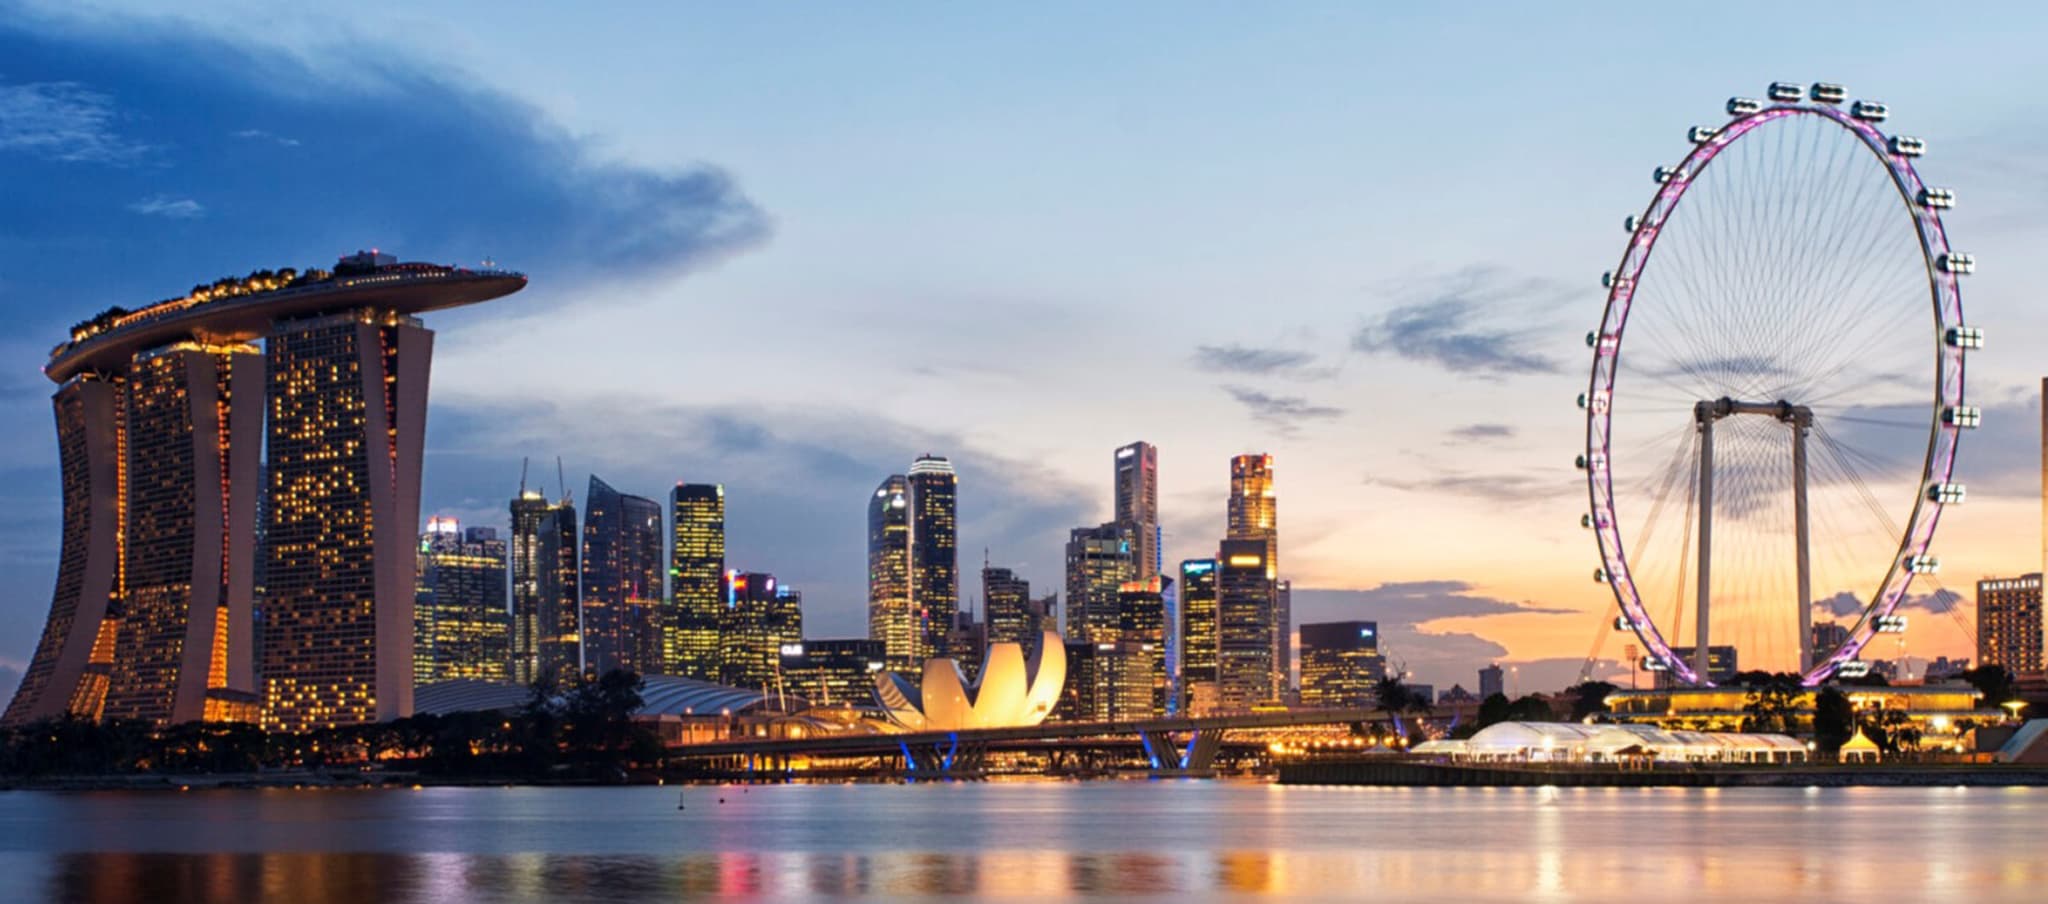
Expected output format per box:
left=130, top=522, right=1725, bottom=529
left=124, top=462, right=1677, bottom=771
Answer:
left=1582, top=81, right=1974, bottom=688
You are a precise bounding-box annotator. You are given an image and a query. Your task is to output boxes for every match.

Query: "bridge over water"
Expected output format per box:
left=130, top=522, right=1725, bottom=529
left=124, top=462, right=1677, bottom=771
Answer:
left=665, top=704, right=1480, bottom=780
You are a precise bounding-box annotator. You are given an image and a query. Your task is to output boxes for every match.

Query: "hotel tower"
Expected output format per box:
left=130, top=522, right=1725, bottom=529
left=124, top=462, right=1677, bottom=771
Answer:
left=3, top=252, right=524, bottom=731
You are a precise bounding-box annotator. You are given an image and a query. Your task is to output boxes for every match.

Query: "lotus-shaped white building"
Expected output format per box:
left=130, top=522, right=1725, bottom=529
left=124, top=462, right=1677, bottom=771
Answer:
left=874, top=631, right=1066, bottom=731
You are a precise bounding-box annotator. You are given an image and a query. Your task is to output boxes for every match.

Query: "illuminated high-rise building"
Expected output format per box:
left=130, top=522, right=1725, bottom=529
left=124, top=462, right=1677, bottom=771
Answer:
left=1114, top=441, right=1161, bottom=580
left=1178, top=558, right=1219, bottom=714
left=3, top=375, right=124, bottom=728
left=1226, top=454, right=1282, bottom=699
left=103, top=342, right=264, bottom=727
left=1116, top=576, right=1170, bottom=717
left=509, top=488, right=554, bottom=685
left=983, top=564, right=1036, bottom=648
left=780, top=638, right=886, bottom=707
left=908, top=456, right=958, bottom=660
left=534, top=499, right=581, bottom=684
left=1977, top=574, right=2044, bottom=673
left=866, top=475, right=915, bottom=670
left=1216, top=538, right=1275, bottom=712
left=581, top=475, right=663, bottom=677
left=1298, top=621, right=1384, bottom=708
left=1065, top=522, right=1135, bottom=643
left=669, top=483, right=725, bottom=681
left=4, top=253, right=522, bottom=731
left=414, top=519, right=510, bottom=684
left=719, top=572, right=802, bottom=691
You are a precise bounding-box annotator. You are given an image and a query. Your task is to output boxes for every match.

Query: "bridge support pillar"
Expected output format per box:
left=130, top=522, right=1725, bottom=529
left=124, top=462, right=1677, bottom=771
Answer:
left=898, top=734, right=986, bottom=780
left=1141, top=728, right=1224, bottom=778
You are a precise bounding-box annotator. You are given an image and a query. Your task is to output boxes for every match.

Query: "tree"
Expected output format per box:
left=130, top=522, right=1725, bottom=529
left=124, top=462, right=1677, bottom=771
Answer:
left=1476, top=693, right=1512, bottom=729
left=1959, top=665, right=2017, bottom=710
left=1566, top=681, right=1618, bottom=722
left=1505, top=695, right=1556, bottom=722
left=1813, top=687, right=1856, bottom=754
left=1374, top=677, right=1430, bottom=715
left=1741, top=673, right=1804, bottom=734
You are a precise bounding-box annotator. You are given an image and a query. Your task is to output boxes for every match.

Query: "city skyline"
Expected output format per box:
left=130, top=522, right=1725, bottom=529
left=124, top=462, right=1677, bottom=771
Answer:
left=10, top=3, right=2048, bottom=703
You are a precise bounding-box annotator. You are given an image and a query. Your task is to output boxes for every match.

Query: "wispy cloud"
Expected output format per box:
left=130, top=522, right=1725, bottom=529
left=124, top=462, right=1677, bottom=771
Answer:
left=1448, top=423, right=1515, bottom=442
left=1352, top=267, right=1567, bottom=378
left=0, top=80, right=148, bottom=164
left=1193, top=343, right=1323, bottom=377
left=1221, top=384, right=1343, bottom=433
left=232, top=127, right=300, bottom=147
left=1816, top=588, right=1964, bottom=619
left=1365, top=468, right=1575, bottom=504
left=1291, top=582, right=1578, bottom=690
left=127, top=195, right=204, bottom=218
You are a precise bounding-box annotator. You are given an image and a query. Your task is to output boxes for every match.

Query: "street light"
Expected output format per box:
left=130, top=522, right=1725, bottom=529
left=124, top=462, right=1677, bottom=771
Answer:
left=2001, top=700, right=2028, bottom=723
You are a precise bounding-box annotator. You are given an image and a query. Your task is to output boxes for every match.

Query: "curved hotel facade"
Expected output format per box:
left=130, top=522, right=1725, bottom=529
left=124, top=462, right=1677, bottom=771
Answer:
left=1, top=252, right=524, bottom=732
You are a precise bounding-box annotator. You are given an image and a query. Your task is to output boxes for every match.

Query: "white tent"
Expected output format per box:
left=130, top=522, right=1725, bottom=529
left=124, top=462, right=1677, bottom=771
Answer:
left=1450, top=722, right=1807, bottom=764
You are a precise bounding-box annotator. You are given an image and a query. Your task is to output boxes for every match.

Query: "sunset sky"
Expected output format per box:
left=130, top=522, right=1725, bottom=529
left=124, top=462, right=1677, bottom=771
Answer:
left=4, top=1, right=2047, bottom=699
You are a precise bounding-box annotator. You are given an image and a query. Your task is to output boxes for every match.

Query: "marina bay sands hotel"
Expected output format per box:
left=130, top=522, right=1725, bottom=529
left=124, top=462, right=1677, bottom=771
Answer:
left=0, top=252, right=524, bottom=733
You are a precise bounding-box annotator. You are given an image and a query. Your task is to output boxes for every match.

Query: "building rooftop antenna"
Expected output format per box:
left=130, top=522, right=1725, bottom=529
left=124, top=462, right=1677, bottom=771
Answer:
left=557, top=456, right=570, bottom=505
left=519, top=456, right=529, bottom=496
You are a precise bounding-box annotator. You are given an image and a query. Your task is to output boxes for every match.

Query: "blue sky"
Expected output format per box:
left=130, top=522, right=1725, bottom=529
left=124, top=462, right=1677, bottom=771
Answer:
left=4, top=1, right=2048, bottom=700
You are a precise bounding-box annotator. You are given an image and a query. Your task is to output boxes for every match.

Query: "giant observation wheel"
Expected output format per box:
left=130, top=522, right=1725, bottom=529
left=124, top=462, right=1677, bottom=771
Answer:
left=1583, top=81, right=1976, bottom=687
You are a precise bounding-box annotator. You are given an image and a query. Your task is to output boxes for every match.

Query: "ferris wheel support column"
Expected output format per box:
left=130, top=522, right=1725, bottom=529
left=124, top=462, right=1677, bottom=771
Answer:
left=1792, top=414, right=1814, bottom=674
left=1694, top=402, right=1716, bottom=685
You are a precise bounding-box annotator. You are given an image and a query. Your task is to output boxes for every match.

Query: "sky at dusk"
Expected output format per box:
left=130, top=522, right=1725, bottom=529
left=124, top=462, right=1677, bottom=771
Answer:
left=5, top=1, right=2048, bottom=702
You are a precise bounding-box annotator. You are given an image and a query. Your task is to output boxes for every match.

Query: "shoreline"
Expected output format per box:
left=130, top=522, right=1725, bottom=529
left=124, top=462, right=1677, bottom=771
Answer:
left=1277, top=759, right=2048, bottom=787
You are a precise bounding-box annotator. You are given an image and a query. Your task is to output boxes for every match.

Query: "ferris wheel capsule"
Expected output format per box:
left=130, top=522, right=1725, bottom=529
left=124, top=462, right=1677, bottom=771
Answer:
left=1810, top=82, right=1848, bottom=104
left=1767, top=82, right=1804, bottom=102
left=1727, top=97, right=1763, bottom=116
left=1688, top=125, right=1719, bottom=144
left=1927, top=483, right=1967, bottom=504
left=1937, top=253, right=1974, bottom=274
left=1889, top=136, right=1926, bottom=157
left=1850, top=100, right=1889, bottom=122
left=1654, top=166, right=1686, bottom=184
left=1919, top=187, right=1955, bottom=209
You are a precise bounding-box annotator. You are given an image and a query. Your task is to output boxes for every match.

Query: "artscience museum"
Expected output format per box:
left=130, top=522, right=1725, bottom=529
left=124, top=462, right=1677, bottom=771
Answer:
left=874, top=631, right=1067, bottom=731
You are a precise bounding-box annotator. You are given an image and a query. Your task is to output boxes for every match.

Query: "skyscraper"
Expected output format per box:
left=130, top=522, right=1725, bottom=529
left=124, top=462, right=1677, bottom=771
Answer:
left=1478, top=663, right=1505, bottom=700
left=1117, top=576, right=1170, bottom=717
left=1226, top=454, right=1282, bottom=699
left=260, top=310, right=429, bottom=732
left=509, top=488, right=554, bottom=685
left=1065, top=522, right=1136, bottom=643
left=669, top=483, right=725, bottom=681
left=581, top=475, right=663, bottom=677
left=1977, top=574, right=2044, bottom=673
left=866, top=475, right=915, bottom=670
left=720, top=572, right=802, bottom=691
left=103, top=342, right=264, bottom=727
left=780, top=638, right=886, bottom=707
left=908, top=456, right=958, bottom=661
left=1277, top=579, right=1293, bottom=696
left=1298, top=621, right=1384, bottom=708
left=1114, top=441, right=1161, bottom=580
left=4, top=253, right=522, bottom=731
left=2, top=376, right=124, bottom=728
left=535, top=498, right=582, bottom=684
left=982, top=564, right=1036, bottom=648
left=1178, top=558, right=1219, bottom=714
left=1217, top=538, right=1275, bottom=712
left=414, top=519, right=510, bottom=685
